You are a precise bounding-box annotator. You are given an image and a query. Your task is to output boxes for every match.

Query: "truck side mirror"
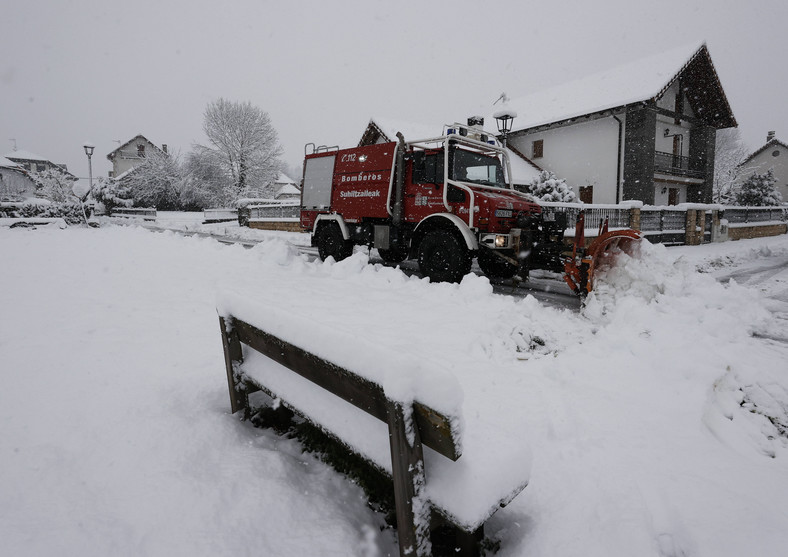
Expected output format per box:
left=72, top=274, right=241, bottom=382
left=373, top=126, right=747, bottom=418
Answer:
left=412, top=151, right=426, bottom=183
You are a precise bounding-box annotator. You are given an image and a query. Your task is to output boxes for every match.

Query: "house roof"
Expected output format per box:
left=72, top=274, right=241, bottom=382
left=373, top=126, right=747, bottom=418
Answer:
left=500, top=41, right=736, bottom=134
left=0, top=156, right=23, bottom=169
left=276, top=183, right=301, bottom=197
left=742, top=137, right=788, bottom=165
left=360, top=117, right=542, bottom=185
left=107, top=134, right=165, bottom=160
left=275, top=171, right=298, bottom=186
left=4, top=150, right=50, bottom=162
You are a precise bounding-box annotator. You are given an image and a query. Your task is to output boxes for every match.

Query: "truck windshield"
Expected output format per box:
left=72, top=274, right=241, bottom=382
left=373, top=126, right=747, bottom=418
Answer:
left=450, top=147, right=507, bottom=188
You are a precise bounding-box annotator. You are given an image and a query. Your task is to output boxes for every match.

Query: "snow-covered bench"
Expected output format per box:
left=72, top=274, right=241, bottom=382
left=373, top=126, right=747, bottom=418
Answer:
left=217, top=301, right=529, bottom=557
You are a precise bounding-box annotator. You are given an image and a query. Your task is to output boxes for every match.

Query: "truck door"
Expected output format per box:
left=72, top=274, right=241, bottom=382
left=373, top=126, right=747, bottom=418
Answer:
left=404, top=151, right=445, bottom=221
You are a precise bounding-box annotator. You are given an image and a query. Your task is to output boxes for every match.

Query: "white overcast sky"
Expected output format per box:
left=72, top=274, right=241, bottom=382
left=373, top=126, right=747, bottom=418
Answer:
left=2, top=0, right=785, bottom=180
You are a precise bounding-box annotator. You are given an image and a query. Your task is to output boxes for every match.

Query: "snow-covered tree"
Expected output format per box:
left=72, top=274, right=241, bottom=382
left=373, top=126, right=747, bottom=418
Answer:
left=120, top=149, right=183, bottom=210
left=182, top=150, right=233, bottom=208
left=31, top=167, right=78, bottom=204
left=734, top=169, right=783, bottom=206
left=520, top=170, right=578, bottom=202
left=192, top=98, right=283, bottom=203
left=30, top=167, right=91, bottom=224
left=713, top=128, right=750, bottom=204
left=90, top=177, right=134, bottom=214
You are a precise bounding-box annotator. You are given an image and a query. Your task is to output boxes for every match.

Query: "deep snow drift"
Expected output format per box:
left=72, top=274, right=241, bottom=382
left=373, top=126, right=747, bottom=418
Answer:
left=1, top=223, right=787, bottom=556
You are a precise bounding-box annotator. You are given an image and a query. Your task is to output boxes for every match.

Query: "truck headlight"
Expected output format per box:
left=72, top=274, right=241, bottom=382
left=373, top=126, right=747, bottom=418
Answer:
left=495, top=235, right=508, bottom=248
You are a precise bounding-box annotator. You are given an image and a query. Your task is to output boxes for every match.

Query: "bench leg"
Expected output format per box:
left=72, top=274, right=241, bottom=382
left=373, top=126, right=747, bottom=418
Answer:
left=387, top=400, right=431, bottom=557
left=219, top=316, right=248, bottom=415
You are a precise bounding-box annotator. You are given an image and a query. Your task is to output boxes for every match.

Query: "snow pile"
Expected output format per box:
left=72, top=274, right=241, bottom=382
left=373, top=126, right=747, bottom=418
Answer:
left=2, top=224, right=787, bottom=556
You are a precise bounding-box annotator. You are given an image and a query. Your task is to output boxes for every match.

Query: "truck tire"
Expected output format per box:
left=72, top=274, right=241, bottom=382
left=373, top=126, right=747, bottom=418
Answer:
left=377, top=247, right=408, bottom=264
left=478, top=247, right=517, bottom=279
left=316, top=223, right=353, bottom=261
left=418, top=230, right=472, bottom=283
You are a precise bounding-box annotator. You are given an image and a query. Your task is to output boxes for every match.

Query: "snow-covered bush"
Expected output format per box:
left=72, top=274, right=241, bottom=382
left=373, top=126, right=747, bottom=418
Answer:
left=90, top=177, right=133, bottom=214
left=734, top=169, right=783, bottom=206
left=30, top=168, right=78, bottom=204
left=17, top=201, right=84, bottom=225
left=519, top=170, right=578, bottom=202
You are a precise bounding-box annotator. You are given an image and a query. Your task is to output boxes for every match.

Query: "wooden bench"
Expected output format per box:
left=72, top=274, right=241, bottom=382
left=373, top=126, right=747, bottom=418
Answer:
left=109, top=207, right=157, bottom=221
left=219, top=313, right=527, bottom=557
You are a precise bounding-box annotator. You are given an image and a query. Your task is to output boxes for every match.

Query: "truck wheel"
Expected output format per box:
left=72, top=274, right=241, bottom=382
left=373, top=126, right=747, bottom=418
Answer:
left=316, top=223, right=353, bottom=261
left=418, top=230, right=471, bottom=283
left=377, top=247, right=408, bottom=264
left=478, top=247, right=517, bottom=279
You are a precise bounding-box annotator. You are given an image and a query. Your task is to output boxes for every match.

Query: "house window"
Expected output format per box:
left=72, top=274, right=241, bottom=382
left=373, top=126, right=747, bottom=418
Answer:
left=772, top=150, right=780, bottom=157
left=668, top=188, right=680, bottom=206
left=137, top=144, right=145, bottom=157
left=532, top=139, right=543, bottom=159
left=579, top=186, right=593, bottom=203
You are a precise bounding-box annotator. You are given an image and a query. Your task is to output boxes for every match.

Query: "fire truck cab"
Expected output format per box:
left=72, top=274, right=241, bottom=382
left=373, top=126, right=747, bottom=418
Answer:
left=300, top=121, right=566, bottom=283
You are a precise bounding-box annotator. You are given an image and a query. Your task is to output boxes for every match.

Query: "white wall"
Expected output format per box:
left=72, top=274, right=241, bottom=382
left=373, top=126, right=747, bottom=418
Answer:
left=741, top=142, right=788, bottom=203
left=508, top=115, right=623, bottom=204
left=0, top=169, right=37, bottom=200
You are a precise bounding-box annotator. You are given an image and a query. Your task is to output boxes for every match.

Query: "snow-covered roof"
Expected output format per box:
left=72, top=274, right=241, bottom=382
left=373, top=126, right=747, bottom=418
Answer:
left=107, top=134, right=165, bottom=160
left=274, top=172, right=297, bottom=186
left=276, top=183, right=301, bottom=197
left=0, top=156, right=23, bottom=169
left=742, top=138, right=788, bottom=165
left=506, top=146, right=543, bottom=184
left=499, top=41, right=734, bottom=133
left=363, top=117, right=445, bottom=144
left=4, top=149, right=50, bottom=162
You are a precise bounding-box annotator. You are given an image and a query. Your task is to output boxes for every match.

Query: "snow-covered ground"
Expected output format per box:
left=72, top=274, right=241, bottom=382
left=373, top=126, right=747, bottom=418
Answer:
left=1, top=221, right=787, bottom=556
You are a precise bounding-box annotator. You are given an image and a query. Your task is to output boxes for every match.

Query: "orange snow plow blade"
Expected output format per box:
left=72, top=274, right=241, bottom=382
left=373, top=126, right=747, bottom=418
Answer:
left=563, top=212, right=642, bottom=296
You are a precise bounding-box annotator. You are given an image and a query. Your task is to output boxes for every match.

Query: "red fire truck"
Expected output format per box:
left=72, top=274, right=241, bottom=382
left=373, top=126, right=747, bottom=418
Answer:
left=299, top=120, right=570, bottom=284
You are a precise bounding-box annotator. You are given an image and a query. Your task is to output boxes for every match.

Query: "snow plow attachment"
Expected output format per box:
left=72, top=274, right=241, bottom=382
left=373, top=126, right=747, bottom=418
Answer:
left=562, top=211, right=642, bottom=297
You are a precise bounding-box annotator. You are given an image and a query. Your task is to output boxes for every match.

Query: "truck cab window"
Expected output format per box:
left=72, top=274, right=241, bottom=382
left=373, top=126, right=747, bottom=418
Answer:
left=450, top=146, right=505, bottom=188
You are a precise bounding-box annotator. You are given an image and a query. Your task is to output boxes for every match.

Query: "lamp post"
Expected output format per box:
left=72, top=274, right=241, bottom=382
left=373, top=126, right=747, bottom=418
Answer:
left=494, top=110, right=517, bottom=148
left=82, top=142, right=96, bottom=224
left=83, top=143, right=95, bottom=189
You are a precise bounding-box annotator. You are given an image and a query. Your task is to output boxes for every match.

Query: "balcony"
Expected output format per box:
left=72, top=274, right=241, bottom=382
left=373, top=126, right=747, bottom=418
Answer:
left=654, top=151, right=704, bottom=179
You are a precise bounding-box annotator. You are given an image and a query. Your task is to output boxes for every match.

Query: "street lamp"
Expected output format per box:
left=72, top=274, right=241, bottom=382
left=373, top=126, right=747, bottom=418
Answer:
left=494, top=110, right=517, bottom=148
left=83, top=142, right=95, bottom=189
left=82, top=142, right=96, bottom=225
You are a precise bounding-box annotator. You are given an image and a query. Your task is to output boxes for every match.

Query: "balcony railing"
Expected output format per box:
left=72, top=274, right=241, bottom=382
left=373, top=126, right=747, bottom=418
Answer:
left=654, top=151, right=705, bottom=179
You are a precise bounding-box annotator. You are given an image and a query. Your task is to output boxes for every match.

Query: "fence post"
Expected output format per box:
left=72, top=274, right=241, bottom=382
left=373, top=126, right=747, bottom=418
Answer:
left=387, top=400, right=431, bottom=557
left=219, top=317, right=249, bottom=416
left=685, top=209, right=698, bottom=245
left=628, top=207, right=641, bottom=231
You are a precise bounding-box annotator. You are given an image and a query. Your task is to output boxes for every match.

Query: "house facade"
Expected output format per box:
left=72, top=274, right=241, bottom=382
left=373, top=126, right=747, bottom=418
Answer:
left=501, top=42, right=736, bottom=205
left=0, top=157, right=37, bottom=201
left=107, top=135, right=167, bottom=178
left=3, top=149, right=74, bottom=177
left=738, top=132, right=788, bottom=203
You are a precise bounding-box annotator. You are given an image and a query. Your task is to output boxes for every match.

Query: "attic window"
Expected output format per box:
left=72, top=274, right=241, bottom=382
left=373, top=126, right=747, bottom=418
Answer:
left=533, top=139, right=544, bottom=159
left=137, top=144, right=145, bottom=157
left=772, top=150, right=780, bottom=157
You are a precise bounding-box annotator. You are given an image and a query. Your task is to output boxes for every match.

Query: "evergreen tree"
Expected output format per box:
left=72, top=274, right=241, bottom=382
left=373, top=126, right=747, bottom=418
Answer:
left=734, top=169, right=783, bottom=206
left=520, top=170, right=578, bottom=202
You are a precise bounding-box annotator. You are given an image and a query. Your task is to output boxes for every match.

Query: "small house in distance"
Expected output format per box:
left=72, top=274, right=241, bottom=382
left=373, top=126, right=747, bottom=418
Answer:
left=273, top=172, right=301, bottom=200
left=499, top=42, right=736, bottom=205
left=106, top=135, right=167, bottom=178
left=738, top=131, right=788, bottom=203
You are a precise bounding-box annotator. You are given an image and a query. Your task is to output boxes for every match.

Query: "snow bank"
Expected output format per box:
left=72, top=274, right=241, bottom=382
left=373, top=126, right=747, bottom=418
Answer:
left=2, top=224, right=787, bottom=556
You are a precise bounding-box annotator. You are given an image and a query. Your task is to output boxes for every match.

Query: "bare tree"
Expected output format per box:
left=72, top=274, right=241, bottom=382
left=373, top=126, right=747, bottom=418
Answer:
left=194, top=98, right=283, bottom=202
left=713, top=128, right=751, bottom=204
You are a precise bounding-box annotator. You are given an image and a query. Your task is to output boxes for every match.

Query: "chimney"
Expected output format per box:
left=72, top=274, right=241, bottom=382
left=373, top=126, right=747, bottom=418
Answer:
left=162, top=144, right=168, bottom=154
left=767, top=131, right=775, bottom=142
